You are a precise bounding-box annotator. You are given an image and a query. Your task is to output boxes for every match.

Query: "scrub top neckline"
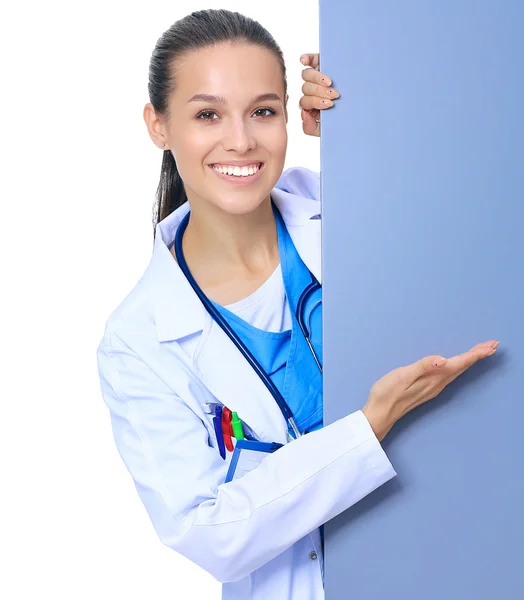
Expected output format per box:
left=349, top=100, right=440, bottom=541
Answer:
left=222, top=263, right=282, bottom=312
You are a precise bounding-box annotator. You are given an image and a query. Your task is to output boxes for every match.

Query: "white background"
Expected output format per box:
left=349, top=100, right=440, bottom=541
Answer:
left=1, top=1, right=319, bottom=598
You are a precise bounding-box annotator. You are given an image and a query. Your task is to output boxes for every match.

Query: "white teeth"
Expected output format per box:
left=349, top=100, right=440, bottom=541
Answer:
left=213, top=163, right=261, bottom=177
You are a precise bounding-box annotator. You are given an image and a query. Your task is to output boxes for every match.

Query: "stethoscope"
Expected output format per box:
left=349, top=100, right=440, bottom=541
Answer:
left=173, top=204, right=322, bottom=439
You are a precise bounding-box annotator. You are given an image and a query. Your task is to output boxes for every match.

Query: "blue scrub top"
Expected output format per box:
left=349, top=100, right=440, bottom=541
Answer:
left=212, top=202, right=323, bottom=437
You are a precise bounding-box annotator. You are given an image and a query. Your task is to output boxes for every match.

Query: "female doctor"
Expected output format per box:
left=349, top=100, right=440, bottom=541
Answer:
left=97, top=9, right=499, bottom=600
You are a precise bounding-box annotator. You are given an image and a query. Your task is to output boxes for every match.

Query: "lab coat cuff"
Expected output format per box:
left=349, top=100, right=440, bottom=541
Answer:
left=343, top=410, right=397, bottom=481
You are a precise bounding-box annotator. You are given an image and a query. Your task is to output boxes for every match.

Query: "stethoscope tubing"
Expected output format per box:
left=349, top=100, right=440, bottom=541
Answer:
left=295, top=279, right=322, bottom=373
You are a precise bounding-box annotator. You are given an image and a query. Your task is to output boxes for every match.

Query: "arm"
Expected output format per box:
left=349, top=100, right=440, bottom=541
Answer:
left=97, top=336, right=396, bottom=583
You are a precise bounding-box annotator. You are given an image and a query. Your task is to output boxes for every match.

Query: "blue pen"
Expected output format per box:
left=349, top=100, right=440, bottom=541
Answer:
left=213, top=405, right=226, bottom=459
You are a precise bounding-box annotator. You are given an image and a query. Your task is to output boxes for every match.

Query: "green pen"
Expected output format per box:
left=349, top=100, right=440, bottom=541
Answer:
left=231, top=412, right=245, bottom=440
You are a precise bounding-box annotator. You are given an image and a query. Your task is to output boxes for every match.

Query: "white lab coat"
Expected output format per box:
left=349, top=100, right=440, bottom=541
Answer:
left=97, top=166, right=397, bottom=600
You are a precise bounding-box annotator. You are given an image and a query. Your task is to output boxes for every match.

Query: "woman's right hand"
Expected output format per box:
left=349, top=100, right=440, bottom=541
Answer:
left=362, top=340, right=500, bottom=441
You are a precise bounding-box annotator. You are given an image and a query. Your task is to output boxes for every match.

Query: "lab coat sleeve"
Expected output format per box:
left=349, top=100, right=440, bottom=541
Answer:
left=97, top=335, right=396, bottom=584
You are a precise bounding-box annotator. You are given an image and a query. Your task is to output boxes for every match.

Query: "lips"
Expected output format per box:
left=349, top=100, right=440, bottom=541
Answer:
left=209, top=161, right=265, bottom=184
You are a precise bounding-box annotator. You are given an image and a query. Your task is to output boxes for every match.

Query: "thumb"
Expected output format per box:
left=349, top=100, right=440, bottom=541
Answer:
left=419, top=355, right=448, bottom=375
left=301, top=109, right=320, bottom=136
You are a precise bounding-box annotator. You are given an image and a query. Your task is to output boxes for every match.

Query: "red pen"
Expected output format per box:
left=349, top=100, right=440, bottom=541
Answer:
left=222, top=407, right=234, bottom=452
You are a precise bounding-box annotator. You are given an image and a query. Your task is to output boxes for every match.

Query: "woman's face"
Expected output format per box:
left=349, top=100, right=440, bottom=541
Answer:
left=151, top=42, right=288, bottom=216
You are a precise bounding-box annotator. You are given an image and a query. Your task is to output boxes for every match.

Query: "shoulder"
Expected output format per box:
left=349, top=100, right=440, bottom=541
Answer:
left=97, top=267, right=156, bottom=349
left=272, top=166, right=322, bottom=224
left=275, top=166, right=320, bottom=201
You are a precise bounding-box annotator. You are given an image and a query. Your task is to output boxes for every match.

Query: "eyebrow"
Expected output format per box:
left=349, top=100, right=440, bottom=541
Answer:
left=187, top=92, right=282, bottom=104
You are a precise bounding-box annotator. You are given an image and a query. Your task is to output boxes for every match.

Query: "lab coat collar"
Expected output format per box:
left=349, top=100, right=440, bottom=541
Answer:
left=148, top=181, right=321, bottom=344
left=148, top=202, right=208, bottom=343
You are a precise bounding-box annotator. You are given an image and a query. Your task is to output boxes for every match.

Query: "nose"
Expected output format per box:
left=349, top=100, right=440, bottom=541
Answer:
left=222, top=116, right=256, bottom=154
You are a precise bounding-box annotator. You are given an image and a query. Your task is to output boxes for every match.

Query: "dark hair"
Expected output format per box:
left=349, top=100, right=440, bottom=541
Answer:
left=147, top=9, right=288, bottom=233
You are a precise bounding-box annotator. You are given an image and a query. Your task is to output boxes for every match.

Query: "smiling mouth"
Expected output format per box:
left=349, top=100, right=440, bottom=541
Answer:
left=209, top=162, right=264, bottom=177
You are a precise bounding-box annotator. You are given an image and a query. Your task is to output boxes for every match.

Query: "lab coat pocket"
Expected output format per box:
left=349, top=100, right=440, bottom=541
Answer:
left=201, top=401, right=260, bottom=455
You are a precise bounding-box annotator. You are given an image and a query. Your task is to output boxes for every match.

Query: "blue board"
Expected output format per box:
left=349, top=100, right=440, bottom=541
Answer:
left=320, top=2, right=524, bottom=598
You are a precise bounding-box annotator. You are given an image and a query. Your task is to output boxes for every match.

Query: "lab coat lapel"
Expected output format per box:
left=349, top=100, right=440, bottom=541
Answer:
left=193, top=321, right=290, bottom=444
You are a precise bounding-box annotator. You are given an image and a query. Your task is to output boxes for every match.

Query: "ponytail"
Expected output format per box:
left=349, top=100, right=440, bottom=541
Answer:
left=152, top=149, right=187, bottom=234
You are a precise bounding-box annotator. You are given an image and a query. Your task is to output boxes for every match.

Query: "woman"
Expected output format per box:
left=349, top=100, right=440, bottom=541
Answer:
left=97, top=9, right=499, bottom=600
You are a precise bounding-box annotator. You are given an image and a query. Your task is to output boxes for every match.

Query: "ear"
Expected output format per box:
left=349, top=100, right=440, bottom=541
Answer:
left=284, top=93, right=289, bottom=123
left=143, top=103, right=169, bottom=150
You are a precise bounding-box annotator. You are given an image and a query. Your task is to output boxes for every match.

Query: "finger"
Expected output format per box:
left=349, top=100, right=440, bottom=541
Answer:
left=301, top=80, right=339, bottom=101
left=301, top=108, right=320, bottom=137
left=302, top=66, right=333, bottom=88
left=442, top=355, right=494, bottom=388
left=449, top=341, right=499, bottom=366
left=433, top=342, right=500, bottom=388
left=299, top=94, right=334, bottom=111
left=444, top=341, right=500, bottom=373
left=300, top=53, right=320, bottom=70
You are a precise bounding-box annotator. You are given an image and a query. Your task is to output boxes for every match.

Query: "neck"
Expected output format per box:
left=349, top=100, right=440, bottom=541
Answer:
left=180, top=195, right=279, bottom=293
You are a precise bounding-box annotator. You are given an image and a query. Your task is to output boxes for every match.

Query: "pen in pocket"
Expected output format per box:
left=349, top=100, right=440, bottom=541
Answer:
left=212, top=405, right=226, bottom=459
left=222, top=408, right=234, bottom=452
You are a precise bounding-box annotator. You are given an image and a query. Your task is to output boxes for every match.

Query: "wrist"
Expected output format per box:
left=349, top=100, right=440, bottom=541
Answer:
left=361, top=403, right=397, bottom=442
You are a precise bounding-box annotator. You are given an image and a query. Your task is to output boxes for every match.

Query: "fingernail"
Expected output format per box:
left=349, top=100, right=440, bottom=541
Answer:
left=433, top=357, right=448, bottom=367
left=321, top=99, right=333, bottom=106
left=301, top=56, right=307, bottom=65
left=321, top=77, right=331, bottom=86
left=488, top=348, right=497, bottom=356
left=493, top=341, right=500, bottom=349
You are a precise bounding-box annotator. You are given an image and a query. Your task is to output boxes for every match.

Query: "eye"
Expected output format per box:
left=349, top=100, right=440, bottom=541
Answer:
left=196, top=110, right=218, bottom=121
left=253, top=108, right=276, bottom=118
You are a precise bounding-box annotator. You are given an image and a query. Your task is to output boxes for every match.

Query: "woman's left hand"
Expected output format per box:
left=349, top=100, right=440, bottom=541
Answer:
left=299, top=53, right=340, bottom=137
